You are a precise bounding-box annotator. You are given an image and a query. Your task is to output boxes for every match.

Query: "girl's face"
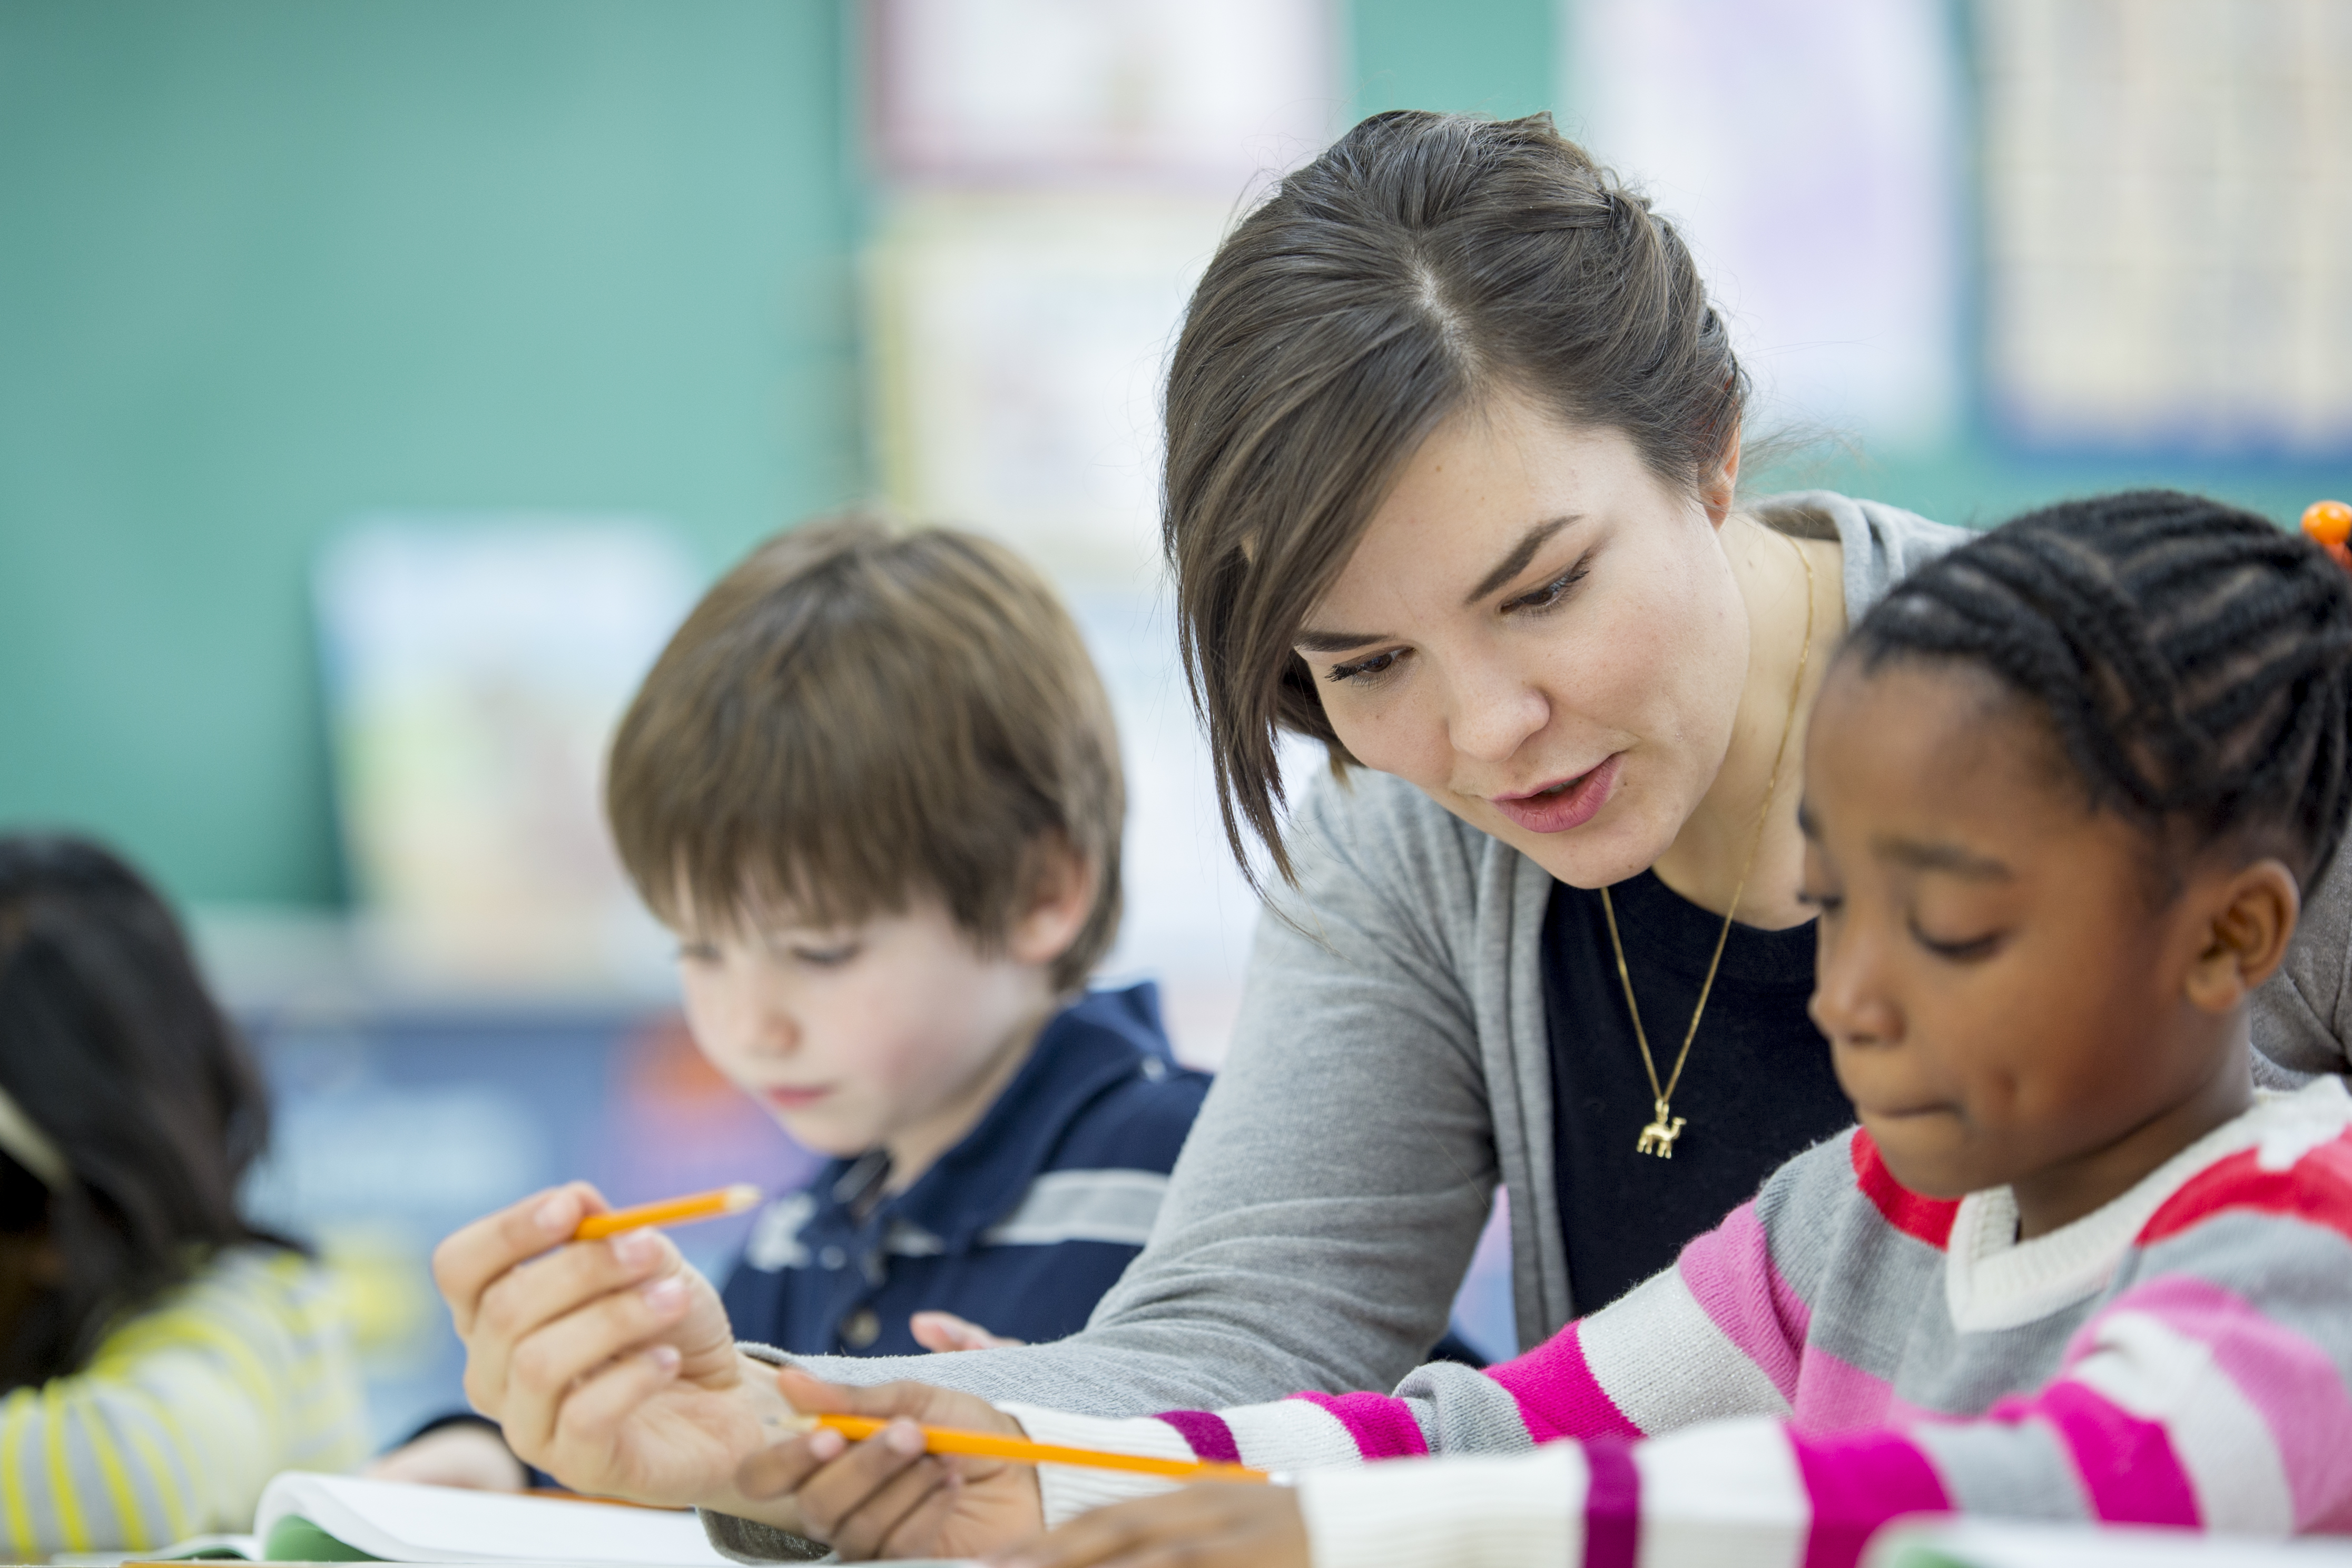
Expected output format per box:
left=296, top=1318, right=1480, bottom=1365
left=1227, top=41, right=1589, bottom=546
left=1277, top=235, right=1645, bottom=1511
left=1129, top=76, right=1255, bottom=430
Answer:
left=1800, top=657, right=2267, bottom=1234
left=1293, top=397, right=1750, bottom=889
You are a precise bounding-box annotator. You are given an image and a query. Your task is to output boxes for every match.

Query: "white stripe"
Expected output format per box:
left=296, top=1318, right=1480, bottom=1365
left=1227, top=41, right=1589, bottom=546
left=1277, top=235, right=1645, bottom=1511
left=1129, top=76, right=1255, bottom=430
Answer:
left=996, top=1402, right=1192, bottom=1527
left=1635, top=1416, right=1808, bottom=1568
left=2068, top=1310, right=2295, bottom=1533
left=1300, top=1446, right=1583, bottom=1568
left=980, top=1169, right=1169, bottom=1247
left=0, top=1082, right=68, bottom=1189
left=1579, top=1269, right=1790, bottom=1434
left=742, top=1194, right=814, bottom=1271
left=1223, top=1396, right=1365, bottom=1471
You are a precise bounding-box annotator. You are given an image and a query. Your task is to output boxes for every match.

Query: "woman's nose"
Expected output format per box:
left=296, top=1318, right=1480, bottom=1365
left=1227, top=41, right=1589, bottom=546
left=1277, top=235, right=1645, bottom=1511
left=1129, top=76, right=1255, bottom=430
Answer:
left=1446, top=653, right=1550, bottom=765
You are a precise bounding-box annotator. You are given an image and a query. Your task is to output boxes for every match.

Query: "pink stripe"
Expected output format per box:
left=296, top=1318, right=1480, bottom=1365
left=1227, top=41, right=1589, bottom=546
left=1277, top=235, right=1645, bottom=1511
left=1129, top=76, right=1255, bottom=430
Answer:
left=1287, top=1390, right=1429, bottom=1459
left=1790, top=1427, right=1950, bottom=1568
left=1488, top=1324, right=1645, bottom=1443
left=1676, top=1202, right=1810, bottom=1401
left=1579, top=1436, right=1639, bottom=1568
left=1993, top=1383, right=2198, bottom=1525
left=1788, top=1346, right=1896, bottom=1435
left=1152, top=1409, right=1240, bottom=1465
left=2079, top=1275, right=2352, bottom=1530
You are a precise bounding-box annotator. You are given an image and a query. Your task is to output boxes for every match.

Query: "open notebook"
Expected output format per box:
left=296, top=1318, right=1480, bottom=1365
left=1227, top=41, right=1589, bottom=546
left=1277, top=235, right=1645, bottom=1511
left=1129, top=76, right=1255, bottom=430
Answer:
left=118, top=1472, right=734, bottom=1564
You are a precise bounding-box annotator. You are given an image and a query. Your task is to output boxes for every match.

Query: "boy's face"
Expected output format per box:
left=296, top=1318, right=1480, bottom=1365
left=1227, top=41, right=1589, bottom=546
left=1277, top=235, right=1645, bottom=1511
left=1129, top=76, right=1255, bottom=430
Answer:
left=672, top=896, right=1053, bottom=1169
left=1798, top=658, right=2260, bottom=1231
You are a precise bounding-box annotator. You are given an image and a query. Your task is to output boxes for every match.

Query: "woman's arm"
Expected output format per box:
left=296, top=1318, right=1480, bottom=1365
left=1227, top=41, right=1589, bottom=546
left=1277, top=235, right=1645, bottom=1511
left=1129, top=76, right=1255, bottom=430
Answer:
left=786, top=772, right=1508, bottom=1415
left=0, top=1249, right=367, bottom=1558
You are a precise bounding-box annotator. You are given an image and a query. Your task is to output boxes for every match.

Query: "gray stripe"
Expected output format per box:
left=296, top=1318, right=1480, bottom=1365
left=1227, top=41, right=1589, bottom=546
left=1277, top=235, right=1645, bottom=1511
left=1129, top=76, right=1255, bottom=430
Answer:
left=980, top=1169, right=1169, bottom=1248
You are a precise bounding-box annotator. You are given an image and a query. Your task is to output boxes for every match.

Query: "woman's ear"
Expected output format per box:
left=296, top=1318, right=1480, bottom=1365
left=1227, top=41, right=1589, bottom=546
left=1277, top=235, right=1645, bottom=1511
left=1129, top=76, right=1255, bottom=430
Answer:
left=1699, top=423, right=1744, bottom=530
left=1006, top=834, right=1097, bottom=969
left=2183, top=857, right=2300, bottom=1013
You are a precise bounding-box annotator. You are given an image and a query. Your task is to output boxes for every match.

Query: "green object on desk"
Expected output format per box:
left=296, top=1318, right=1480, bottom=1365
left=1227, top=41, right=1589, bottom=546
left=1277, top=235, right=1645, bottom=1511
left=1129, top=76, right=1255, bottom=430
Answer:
left=262, top=1515, right=380, bottom=1562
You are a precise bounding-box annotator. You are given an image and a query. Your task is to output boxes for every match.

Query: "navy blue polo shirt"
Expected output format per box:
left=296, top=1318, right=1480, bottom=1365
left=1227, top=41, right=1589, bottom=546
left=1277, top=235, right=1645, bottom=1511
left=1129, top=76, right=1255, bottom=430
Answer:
left=720, top=982, right=1209, bottom=1357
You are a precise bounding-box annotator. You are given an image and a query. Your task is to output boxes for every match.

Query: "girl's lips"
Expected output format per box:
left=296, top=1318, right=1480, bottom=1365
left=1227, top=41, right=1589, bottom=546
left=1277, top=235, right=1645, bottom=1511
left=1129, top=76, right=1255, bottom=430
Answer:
left=1489, top=754, right=1624, bottom=834
left=763, top=1086, right=832, bottom=1110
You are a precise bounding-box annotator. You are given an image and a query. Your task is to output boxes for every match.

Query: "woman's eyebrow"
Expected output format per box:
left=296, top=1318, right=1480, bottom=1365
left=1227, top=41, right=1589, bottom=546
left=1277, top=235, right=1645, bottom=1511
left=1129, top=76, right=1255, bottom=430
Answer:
left=1295, top=625, right=1393, bottom=653
left=1464, top=514, right=1581, bottom=605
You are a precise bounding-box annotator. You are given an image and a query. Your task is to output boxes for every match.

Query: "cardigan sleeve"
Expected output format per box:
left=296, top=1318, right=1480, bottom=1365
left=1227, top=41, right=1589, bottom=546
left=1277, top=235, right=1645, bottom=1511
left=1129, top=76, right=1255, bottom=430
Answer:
left=0, top=1247, right=369, bottom=1559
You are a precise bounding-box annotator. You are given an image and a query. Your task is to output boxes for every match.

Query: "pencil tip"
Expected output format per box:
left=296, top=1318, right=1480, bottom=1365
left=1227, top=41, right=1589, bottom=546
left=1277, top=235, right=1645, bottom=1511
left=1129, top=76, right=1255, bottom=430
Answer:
left=724, top=1182, right=763, bottom=1212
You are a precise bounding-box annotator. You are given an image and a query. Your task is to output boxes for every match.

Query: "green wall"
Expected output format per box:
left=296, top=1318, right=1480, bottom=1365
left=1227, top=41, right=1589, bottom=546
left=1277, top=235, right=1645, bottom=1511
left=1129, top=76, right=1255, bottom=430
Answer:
left=0, top=1, right=862, bottom=906
left=1351, top=0, right=1556, bottom=121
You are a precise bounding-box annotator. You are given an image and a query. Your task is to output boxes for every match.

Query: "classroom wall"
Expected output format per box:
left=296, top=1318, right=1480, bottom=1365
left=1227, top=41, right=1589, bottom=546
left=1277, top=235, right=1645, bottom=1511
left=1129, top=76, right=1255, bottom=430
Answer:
left=0, top=1, right=863, bottom=908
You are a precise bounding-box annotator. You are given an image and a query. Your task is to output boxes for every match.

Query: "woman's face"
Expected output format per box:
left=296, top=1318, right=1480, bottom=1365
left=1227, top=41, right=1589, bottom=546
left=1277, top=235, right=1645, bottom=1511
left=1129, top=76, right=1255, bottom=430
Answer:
left=1293, top=397, right=1750, bottom=887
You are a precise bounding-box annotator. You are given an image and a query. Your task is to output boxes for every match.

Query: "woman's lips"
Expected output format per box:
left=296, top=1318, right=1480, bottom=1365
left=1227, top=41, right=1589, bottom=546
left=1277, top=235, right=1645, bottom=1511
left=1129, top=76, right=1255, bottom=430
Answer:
left=1489, top=754, right=1624, bottom=834
left=763, top=1086, right=833, bottom=1111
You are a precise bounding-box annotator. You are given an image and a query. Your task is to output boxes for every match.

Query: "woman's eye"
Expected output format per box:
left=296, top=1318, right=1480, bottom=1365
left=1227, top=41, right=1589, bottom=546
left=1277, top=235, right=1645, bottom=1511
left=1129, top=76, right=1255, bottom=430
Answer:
left=1502, top=564, right=1587, bottom=615
left=1909, top=923, right=2002, bottom=962
left=1326, top=648, right=1405, bottom=685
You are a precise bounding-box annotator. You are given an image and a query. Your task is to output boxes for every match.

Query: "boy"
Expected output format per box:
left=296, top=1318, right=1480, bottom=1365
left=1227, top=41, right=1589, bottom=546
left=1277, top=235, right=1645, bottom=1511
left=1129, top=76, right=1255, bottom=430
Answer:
left=381, top=516, right=1206, bottom=1488
left=603, top=516, right=1207, bottom=1362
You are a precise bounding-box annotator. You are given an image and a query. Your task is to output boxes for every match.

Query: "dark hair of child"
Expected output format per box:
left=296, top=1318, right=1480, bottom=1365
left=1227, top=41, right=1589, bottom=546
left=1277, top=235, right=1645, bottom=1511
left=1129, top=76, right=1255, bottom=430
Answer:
left=606, top=514, right=1125, bottom=994
left=1846, top=489, right=2352, bottom=889
left=0, top=834, right=293, bottom=1389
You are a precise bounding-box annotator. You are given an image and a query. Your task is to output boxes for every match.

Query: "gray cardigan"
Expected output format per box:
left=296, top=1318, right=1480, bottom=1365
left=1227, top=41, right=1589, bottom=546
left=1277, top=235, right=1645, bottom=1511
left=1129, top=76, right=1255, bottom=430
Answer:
left=712, top=492, right=2352, bottom=1556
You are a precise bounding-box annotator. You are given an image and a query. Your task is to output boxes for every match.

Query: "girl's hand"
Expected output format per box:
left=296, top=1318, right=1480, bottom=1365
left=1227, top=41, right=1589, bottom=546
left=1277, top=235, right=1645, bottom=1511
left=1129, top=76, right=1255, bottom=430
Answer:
left=733, top=1367, right=1045, bottom=1559
left=431, top=1183, right=782, bottom=1507
left=992, top=1484, right=1308, bottom=1568
left=910, top=1310, right=1025, bottom=1351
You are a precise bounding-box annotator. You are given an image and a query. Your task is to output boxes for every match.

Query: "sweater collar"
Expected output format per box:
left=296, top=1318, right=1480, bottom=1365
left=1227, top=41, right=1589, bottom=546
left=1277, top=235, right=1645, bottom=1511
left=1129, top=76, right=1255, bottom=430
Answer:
left=1944, top=1075, right=2352, bottom=1333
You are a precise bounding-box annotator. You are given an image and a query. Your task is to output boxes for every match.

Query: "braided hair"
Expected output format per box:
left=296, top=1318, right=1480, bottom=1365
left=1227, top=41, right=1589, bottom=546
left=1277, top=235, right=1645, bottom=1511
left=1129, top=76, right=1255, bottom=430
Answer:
left=1845, top=490, right=2352, bottom=891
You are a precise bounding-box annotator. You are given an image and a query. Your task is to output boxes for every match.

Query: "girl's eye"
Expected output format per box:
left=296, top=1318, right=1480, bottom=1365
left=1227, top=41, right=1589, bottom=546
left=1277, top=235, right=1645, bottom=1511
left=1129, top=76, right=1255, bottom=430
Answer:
left=1909, top=923, right=2003, bottom=963
left=1795, top=889, right=1843, bottom=916
left=791, top=943, right=861, bottom=968
left=1326, top=648, right=1406, bottom=685
left=1501, top=563, right=1588, bottom=615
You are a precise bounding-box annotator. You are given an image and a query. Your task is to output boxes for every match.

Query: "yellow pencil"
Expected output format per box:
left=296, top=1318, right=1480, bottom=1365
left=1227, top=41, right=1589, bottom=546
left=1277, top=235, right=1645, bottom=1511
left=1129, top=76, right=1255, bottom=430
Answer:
left=574, top=1184, right=763, bottom=1240
left=805, top=1413, right=1269, bottom=1483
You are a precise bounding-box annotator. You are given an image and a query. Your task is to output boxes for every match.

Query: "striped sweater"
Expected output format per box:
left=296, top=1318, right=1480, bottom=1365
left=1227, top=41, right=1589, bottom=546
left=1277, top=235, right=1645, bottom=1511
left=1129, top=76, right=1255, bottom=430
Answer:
left=0, top=1246, right=368, bottom=1559
left=1002, top=1077, right=2352, bottom=1568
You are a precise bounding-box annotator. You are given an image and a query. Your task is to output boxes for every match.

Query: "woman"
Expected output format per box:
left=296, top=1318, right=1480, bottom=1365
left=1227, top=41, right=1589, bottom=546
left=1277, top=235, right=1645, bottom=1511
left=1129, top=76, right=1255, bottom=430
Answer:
left=430, top=112, right=2352, bottom=1556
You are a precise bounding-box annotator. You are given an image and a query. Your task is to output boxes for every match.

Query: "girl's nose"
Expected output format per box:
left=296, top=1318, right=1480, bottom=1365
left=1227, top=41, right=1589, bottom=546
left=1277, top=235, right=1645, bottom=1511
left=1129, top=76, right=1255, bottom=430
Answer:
left=1809, top=927, right=1902, bottom=1048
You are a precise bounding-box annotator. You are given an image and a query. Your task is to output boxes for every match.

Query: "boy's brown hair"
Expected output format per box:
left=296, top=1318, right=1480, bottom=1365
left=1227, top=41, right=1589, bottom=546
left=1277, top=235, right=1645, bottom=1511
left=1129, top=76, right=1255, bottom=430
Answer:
left=606, top=515, right=1123, bottom=992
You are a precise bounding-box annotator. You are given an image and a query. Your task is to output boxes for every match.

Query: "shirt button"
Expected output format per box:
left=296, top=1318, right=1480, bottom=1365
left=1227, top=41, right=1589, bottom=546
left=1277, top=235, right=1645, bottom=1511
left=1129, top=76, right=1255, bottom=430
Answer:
left=841, top=1307, right=881, bottom=1349
left=819, top=1245, right=846, bottom=1270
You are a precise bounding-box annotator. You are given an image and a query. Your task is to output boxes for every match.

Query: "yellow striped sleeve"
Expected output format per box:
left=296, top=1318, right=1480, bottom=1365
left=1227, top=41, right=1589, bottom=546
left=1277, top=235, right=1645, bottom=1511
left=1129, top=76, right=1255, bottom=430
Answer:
left=0, top=1247, right=369, bottom=1557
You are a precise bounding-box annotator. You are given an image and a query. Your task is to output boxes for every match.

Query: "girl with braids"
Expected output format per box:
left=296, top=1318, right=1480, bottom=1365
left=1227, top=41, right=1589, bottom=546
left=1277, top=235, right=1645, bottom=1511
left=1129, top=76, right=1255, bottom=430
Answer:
left=754, top=490, right=2352, bottom=1568
left=0, top=835, right=367, bottom=1557
left=425, top=114, right=2351, bottom=1555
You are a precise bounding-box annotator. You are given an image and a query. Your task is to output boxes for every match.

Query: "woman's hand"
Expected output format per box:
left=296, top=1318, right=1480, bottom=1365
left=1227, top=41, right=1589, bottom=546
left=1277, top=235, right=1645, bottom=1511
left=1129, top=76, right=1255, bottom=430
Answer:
left=911, top=1310, right=1025, bottom=1352
left=991, top=1484, right=1308, bottom=1568
left=431, top=1182, right=783, bottom=1508
left=732, top=1367, right=1045, bottom=1559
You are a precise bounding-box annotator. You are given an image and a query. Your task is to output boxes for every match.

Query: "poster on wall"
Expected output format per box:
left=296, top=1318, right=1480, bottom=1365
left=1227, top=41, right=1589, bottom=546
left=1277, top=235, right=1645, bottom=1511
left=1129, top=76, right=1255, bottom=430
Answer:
left=1977, top=0, right=2352, bottom=455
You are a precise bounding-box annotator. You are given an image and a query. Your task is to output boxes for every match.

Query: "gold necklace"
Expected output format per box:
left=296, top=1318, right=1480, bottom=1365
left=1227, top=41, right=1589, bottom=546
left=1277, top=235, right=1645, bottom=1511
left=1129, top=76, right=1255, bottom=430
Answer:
left=1603, top=529, right=1816, bottom=1159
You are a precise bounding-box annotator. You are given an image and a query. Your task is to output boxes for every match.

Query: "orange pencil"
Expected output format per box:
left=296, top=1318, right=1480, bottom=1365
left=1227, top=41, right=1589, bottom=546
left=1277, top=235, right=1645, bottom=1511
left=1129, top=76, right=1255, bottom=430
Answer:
left=803, top=1413, right=1269, bottom=1483
left=574, top=1184, right=763, bottom=1240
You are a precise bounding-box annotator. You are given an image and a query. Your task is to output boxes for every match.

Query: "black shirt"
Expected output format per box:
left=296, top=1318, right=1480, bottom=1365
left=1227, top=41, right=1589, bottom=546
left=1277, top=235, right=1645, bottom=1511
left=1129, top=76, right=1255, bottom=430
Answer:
left=1543, top=871, right=1854, bottom=1314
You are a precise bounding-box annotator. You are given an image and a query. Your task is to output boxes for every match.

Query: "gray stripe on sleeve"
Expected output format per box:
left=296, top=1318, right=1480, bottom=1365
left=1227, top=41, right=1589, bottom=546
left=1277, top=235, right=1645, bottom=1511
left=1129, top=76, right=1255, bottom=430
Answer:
left=980, top=1170, right=1170, bottom=1247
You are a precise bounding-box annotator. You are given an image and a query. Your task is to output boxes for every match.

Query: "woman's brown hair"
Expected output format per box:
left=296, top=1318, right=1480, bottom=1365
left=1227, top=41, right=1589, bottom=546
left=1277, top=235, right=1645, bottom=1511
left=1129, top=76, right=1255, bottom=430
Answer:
left=1165, top=111, right=1747, bottom=886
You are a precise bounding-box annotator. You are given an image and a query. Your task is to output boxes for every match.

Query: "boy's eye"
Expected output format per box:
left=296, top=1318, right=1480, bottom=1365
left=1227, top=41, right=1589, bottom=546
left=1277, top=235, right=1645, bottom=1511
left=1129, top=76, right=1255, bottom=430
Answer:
left=790, top=943, right=861, bottom=968
left=1500, top=562, right=1589, bottom=616
left=1325, top=648, right=1406, bottom=685
left=1908, top=922, right=2003, bottom=962
left=676, top=940, right=721, bottom=964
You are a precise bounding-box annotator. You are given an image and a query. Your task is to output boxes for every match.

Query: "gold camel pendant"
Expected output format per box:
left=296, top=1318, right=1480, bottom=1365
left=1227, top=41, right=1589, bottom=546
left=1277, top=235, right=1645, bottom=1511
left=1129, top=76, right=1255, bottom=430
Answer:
left=1637, top=1101, right=1687, bottom=1158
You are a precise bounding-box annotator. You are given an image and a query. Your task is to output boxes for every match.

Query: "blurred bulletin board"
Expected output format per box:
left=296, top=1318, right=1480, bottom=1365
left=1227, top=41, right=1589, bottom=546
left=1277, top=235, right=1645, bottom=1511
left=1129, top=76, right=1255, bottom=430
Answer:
left=1979, top=0, right=2352, bottom=456
left=1567, top=0, right=1963, bottom=452
left=314, top=518, right=696, bottom=997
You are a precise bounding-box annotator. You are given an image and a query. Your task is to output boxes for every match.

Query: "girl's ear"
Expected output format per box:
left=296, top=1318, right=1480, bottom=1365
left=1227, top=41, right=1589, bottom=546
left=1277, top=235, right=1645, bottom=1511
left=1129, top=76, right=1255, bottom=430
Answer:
left=2183, top=858, right=2301, bottom=1013
left=1006, top=834, right=1096, bottom=969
